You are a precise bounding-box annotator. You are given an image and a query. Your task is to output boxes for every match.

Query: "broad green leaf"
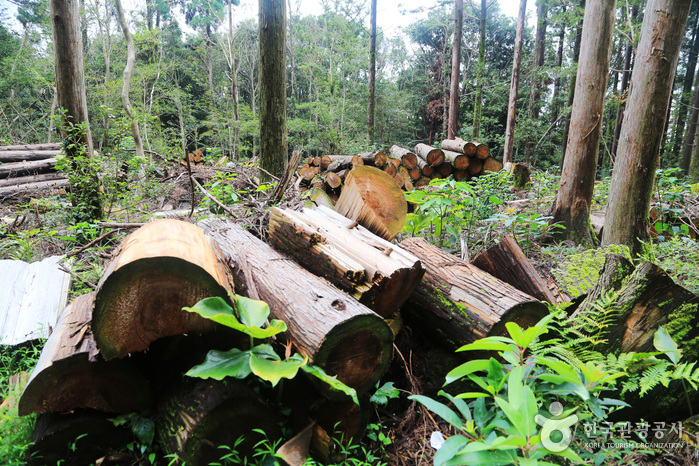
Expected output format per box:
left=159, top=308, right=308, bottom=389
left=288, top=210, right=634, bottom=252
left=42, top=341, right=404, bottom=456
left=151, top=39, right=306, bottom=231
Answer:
left=505, top=322, right=526, bottom=348
left=235, top=295, right=270, bottom=328
left=301, top=363, right=358, bottom=405
left=520, top=386, right=538, bottom=437
left=507, top=366, right=525, bottom=408
left=186, top=347, right=252, bottom=380
left=409, top=395, right=463, bottom=428
left=455, top=392, right=490, bottom=399
left=457, top=340, right=514, bottom=353
left=438, top=390, right=472, bottom=422
left=445, top=359, right=490, bottom=385
left=184, top=296, right=287, bottom=339
left=494, top=396, right=526, bottom=437
left=249, top=352, right=306, bottom=387
left=445, top=450, right=516, bottom=465
left=534, top=357, right=581, bottom=385
left=548, top=445, right=585, bottom=464
left=473, top=397, right=489, bottom=428
left=654, top=325, right=681, bottom=364
left=487, top=358, right=505, bottom=391
left=434, top=435, right=469, bottom=466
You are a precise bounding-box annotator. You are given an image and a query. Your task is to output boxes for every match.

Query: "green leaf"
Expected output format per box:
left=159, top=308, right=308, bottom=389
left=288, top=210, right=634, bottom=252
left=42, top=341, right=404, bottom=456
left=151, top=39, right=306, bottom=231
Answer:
left=249, top=351, right=306, bottom=387
left=457, top=340, right=514, bottom=353
left=445, top=359, right=490, bottom=385
left=434, top=435, right=469, bottom=466
left=131, top=417, right=155, bottom=446
left=494, top=396, right=525, bottom=437
left=409, top=395, right=463, bottom=428
left=445, top=450, right=516, bottom=465
left=438, top=390, right=472, bottom=422
left=455, top=392, right=490, bottom=399
left=183, top=296, right=287, bottom=339
left=186, top=347, right=252, bottom=380
left=654, top=325, right=681, bottom=364
left=520, top=386, right=538, bottom=437
left=301, top=364, right=358, bottom=405
left=487, top=358, right=505, bottom=391
left=507, top=366, right=525, bottom=408
left=235, top=295, right=270, bottom=328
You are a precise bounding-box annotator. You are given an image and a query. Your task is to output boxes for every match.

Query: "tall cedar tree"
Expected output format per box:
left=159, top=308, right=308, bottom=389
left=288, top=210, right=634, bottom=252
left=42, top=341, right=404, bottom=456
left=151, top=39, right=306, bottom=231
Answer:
left=550, top=0, right=615, bottom=247
left=503, top=0, right=527, bottom=165
left=560, top=0, right=584, bottom=166
left=259, top=0, right=287, bottom=179
left=447, top=0, right=463, bottom=139
left=603, top=0, right=692, bottom=253
left=472, top=0, right=487, bottom=140
left=367, top=0, right=377, bottom=144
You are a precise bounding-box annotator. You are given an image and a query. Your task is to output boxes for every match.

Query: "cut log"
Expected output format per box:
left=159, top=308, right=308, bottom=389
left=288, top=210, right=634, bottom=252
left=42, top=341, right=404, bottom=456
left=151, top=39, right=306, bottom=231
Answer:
left=408, top=167, right=421, bottom=181
left=467, top=157, right=483, bottom=175
left=93, top=219, right=234, bottom=360
left=471, top=236, right=559, bottom=304
left=388, top=145, right=418, bottom=169
left=0, top=172, right=66, bottom=188
left=0, top=143, right=61, bottom=151
left=398, top=237, right=548, bottom=349
left=0, top=150, right=61, bottom=162
left=443, top=149, right=470, bottom=170
left=326, top=156, right=358, bottom=173
left=416, top=157, right=434, bottom=177
left=482, top=156, right=504, bottom=173
left=436, top=162, right=453, bottom=177
left=509, top=162, right=531, bottom=187
left=299, top=166, right=317, bottom=180
left=311, top=399, right=370, bottom=463
left=414, top=177, right=431, bottom=187
left=394, top=174, right=405, bottom=189
left=383, top=162, right=397, bottom=177
left=440, top=138, right=475, bottom=155
left=0, top=178, right=69, bottom=198
left=474, top=142, right=490, bottom=159
left=403, top=177, right=414, bottom=191
left=18, top=292, right=151, bottom=416
left=359, top=150, right=388, bottom=167
left=603, top=261, right=699, bottom=354
left=199, top=219, right=394, bottom=394
left=414, top=143, right=444, bottom=166
left=319, top=155, right=331, bottom=170
left=29, top=410, right=134, bottom=466
left=325, top=171, right=342, bottom=189
left=0, top=158, right=57, bottom=178
left=269, top=205, right=425, bottom=319
left=454, top=170, right=471, bottom=182
left=334, top=165, right=407, bottom=241
left=156, top=377, right=281, bottom=466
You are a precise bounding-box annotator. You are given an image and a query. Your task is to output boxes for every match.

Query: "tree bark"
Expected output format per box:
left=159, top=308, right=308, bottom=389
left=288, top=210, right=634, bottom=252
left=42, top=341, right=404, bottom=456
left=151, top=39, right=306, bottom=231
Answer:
left=549, top=12, right=565, bottom=163
left=269, top=205, right=424, bottom=319
left=611, top=5, right=637, bottom=164
left=672, top=5, right=699, bottom=159
left=0, top=178, right=70, bottom=199
left=447, top=0, right=463, bottom=140
left=0, top=150, right=60, bottom=162
left=472, top=0, right=486, bottom=140
left=414, top=143, right=445, bottom=166
left=528, top=0, right=548, bottom=119
left=551, top=0, right=616, bottom=247
left=441, top=138, right=473, bottom=154
left=0, top=143, right=61, bottom=151
left=198, top=219, right=394, bottom=395
left=259, top=0, right=287, bottom=179
left=398, top=237, right=548, bottom=350
left=93, top=220, right=234, bottom=360
left=561, top=0, right=585, bottom=166
left=0, top=158, right=57, bottom=178
left=602, top=0, right=692, bottom=254
left=367, top=0, right=377, bottom=144
left=228, top=1, right=240, bottom=160
left=503, top=0, right=527, bottom=165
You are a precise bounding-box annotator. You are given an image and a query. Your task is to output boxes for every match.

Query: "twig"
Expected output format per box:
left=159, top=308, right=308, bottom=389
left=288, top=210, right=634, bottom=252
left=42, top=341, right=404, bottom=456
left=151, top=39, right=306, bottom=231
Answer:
left=190, top=176, right=237, bottom=218
left=183, top=148, right=195, bottom=218
left=65, top=228, right=122, bottom=258
left=96, top=221, right=145, bottom=228
left=253, top=165, right=280, bottom=182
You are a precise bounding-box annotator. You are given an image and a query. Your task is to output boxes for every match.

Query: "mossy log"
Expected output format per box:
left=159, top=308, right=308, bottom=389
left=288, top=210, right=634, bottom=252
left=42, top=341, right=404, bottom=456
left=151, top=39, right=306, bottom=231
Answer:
left=29, top=410, right=134, bottom=466
left=334, top=165, right=408, bottom=241
left=414, top=144, right=444, bottom=166
left=307, top=187, right=335, bottom=209
left=269, top=205, right=424, bottom=319
left=440, top=138, right=475, bottom=155
left=18, top=293, right=151, bottom=416
left=199, top=219, right=394, bottom=394
left=509, top=162, right=531, bottom=188
left=156, top=378, right=281, bottom=466
left=398, top=237, right=548, bottom=349
left=0, top=158, right=57, bottom=178
left=93, top=219, right=234, bottom=360
left=572, top=254, right=635, bottom=318
left=443, top=149, right=470, bottom=170
left=471, top=236, right=560, bottom=304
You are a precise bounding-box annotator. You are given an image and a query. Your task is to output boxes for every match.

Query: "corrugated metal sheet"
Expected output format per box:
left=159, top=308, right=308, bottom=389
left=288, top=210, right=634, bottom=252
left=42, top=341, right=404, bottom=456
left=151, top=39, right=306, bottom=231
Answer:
left=0, top=256, right=71, bottom=345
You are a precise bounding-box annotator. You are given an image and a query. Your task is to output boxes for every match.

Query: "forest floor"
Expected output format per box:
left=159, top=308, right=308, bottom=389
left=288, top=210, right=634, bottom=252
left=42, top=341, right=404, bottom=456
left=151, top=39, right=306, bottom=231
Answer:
left=1, top=160, right=698, bottom=465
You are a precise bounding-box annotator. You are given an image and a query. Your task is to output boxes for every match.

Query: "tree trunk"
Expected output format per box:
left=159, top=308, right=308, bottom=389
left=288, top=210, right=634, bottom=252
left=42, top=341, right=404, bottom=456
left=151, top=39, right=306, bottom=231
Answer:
left=441, top=138, right=474, bottom=154
left=334, top=166, right=408, bottom=241
left=0, top=158, right=57, bottom=178
left=198, top=219, right=394, bottom=395
left=471, top=235, right=560, bottom=304
left=18, top=292, right=151, bottom=416
left=259, top=0, right=287, bottom=179
left=551, top=0, right=616, bottom=247
left=602, top=0, right=691, bottom=254
left=0, top=178, right=70, bottom=199
left=92, top=219, right=235, bottom=360
left=447, top=0, right=463, bottom=140
left=0, top=172, right=66, bottom=187
left=528, top=0, right=548, bottom=119
left=672, top=6, right=699, bottom=158
left=0, top=150, right=60, bottom=162
left=228, top=1, right=240, bottom=160
left=611, top=5, right=637, bottom=164
left=472, top=0, right=486, bottom=140
left=367, top=0, right=377, bottom=144
left=0, top=143, right=61, bottom=151
left=682, top=66, right=699, bottom=173
left=398, top=237, right=548, bottom=350
left=503, top=0, right=527, bottom=165
left=114, top=0, right=145, bottom=161
left=389, top=146, right=418, bottom=169
left=414, top=143, right=445, bottom=166
left=269, top=205, right=424, bottom=319
left=549, top=13, right=565, bottom=162
left=561, top=0, right=585, bottom=166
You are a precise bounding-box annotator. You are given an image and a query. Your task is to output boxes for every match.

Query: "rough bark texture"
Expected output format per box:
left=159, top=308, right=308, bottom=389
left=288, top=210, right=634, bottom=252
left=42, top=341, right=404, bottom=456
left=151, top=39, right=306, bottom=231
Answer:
left=673, top=5, right=699, bottom=160
left=447, top=0, right=463, bottom=140
left=471, top=236, right=559, bottom=304
left=502, top=0, right=527, bottom=165
left=414, top=143, right=445, bottom=166
left=528, top=0, right=548, bottom=119
left=0, top=158, right=58, bottom=178
left=602, top=0, right=691, bottom=254
left=269, top=205, right=424, bottom=319
left=0, top=150, right=60, bottom=162
left=472, top=0, right=486, bottom=140
left=551, top=0, right=615, bottom=247
left=682, top=67, right=699, bottom=174
left=18, top=293, right=151, bottom=416
left=398, top=237, right=548, bottom=350
left=259, top=0, right=287, bottom=179
left=367, top=0, right=376, bottom=144
left=389, top=145, right=418, bottom=169
left=93, top=219, right=234, bottom=360
left=561, top=0, right=584, bottom=165
left=198, top=218, right=394, bottom=395
left=611, top=6, right=636, bottom=164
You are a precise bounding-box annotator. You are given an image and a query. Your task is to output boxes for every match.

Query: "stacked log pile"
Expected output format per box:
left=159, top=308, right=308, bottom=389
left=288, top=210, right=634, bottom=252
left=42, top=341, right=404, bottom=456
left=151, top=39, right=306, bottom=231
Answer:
left=296, top=138, right=503, bottom=203
left=0, top=143, right=68, bottom=198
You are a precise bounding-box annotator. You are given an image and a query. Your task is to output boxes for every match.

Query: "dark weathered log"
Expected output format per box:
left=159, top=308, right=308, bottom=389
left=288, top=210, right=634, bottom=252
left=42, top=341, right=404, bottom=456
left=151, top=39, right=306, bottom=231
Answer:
left=482, top=156, right=504, bottom=173
left=415, top=143, right=444, bottom=166
left=604, top=261, right=699, bottom=353
left=474, top=142, right=490, bottom=159
left=0, top=143, right=62, bottom=151
left=443, top=149, right=470, bottom=170
left=156, top=377, right=281, bottom=466
left=436, top=162, right=453, bottom=177
left=199, top=219, right=394, bottom=394
left=29, top=410, right=133, bottom=466
left=398, top=237, right=548, bottom=349
left=389, top=145, right=418, bottom=169
left=454, top=169, right=471, bottom=182
left=0, top=172, right=65, bottom=188
left=509, top=162, right=531, bottom=187
left=440, top=138, right=474, bottom=155
left=311, top=399, right=370, bottom=463
left=467, top=157, right=483, bottom=175
left=18, top=293, right=151, bottom=416
left=0, top=158, right=57, bottom=178
left=269, top=206, right=425, bottom=319
left=334, top=165, right=408, bottom=241
left=0, top=150, right=61, bottom=162
left=0, top=178, right=69, bottom=198
left=471, top=236, right=559, bottom=304
left=93, top=219, right=234, bottom=360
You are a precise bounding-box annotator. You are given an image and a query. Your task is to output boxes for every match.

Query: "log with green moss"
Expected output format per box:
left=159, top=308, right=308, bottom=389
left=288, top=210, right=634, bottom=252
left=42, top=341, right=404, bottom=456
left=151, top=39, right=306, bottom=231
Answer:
left=198, top=218, right=394, bottom=395
left=398, top=237, right=548, bottom=349
left=92, top=219, right=235, bottom=360
left=18, top=292, right=151, bottom=416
